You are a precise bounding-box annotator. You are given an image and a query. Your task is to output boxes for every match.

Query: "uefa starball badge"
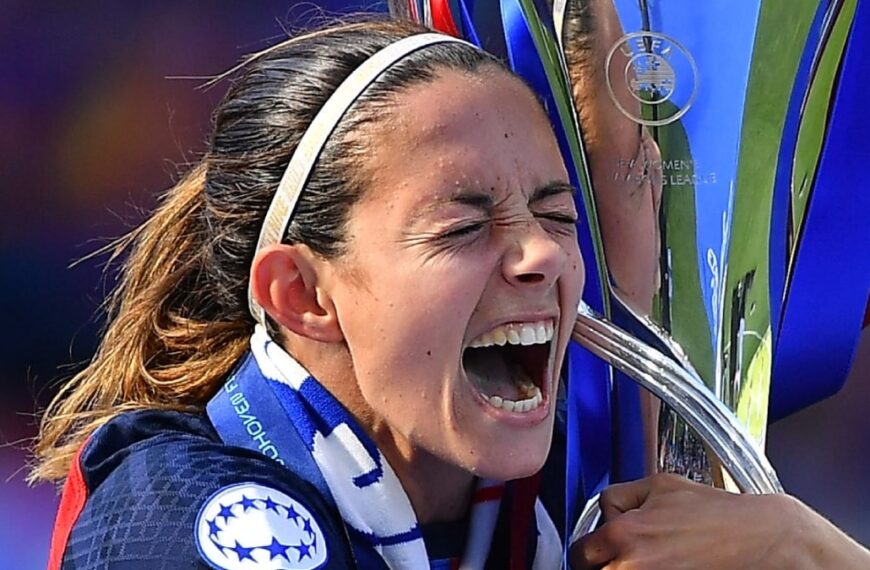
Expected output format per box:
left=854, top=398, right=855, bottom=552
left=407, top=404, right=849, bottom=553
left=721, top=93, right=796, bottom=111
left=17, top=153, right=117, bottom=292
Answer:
left=196, top=483, right=328, bottom=570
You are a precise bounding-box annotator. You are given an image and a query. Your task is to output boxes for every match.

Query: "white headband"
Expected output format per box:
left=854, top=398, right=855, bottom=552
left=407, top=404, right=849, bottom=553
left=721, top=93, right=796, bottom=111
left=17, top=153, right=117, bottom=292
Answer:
left=248, top=32, right=474, bottom=325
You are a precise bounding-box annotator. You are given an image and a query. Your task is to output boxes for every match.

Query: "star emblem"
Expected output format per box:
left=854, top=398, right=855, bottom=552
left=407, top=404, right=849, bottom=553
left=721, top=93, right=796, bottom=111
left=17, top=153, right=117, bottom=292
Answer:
left=266, top=537, right=291, bottom=561
left=231, top=541, right=255, bottom=562
left=262, top=496, right=281, bottom=513
left=217, top=503, right=236, bottom=523
left=295, top=539, right=313, bottom=561
left=197, top=484, right=327, bottom=568
left=302, top=517, right=315, bottom=538
left=207, top=519, right=221, bottom=537
left=239, top=495, right=257, bottom=511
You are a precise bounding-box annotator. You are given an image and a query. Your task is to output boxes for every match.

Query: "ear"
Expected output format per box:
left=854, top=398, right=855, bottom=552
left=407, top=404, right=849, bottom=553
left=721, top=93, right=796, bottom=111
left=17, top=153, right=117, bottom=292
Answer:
left=249, top=244, right=344, bottom=343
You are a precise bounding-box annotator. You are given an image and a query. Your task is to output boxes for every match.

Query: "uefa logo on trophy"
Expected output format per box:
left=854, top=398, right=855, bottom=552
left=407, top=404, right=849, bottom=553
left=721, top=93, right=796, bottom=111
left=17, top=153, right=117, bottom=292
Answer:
left=606, top=31, right=698, bottom=127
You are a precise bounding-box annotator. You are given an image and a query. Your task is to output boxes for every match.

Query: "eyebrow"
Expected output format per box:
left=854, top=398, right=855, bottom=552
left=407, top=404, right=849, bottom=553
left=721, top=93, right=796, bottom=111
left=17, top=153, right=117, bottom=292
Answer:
left=452, top=191, right=495, bottom=213
left=452, top=181, right=576, bottom=209
left=529, top=181, right=577, bottom=204
left=412, top=180, right=576, bottom=223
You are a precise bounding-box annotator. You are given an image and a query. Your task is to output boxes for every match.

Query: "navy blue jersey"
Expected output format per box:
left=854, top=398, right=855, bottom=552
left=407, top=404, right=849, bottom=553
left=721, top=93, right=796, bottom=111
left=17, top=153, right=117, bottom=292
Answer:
left=48, top=409, right=573, bottom=569
left=51, top=410, right=357, bottom=569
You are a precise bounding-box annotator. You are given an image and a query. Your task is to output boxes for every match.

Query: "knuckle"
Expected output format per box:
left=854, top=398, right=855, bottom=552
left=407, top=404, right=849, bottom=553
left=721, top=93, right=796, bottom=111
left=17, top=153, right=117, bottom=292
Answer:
left=650, top=472, right=684, bottom=490
left=603, top=513, right=639, bottom=545
left=599, top=485, right=618, bottom=505
left=596, top=521, right=622, bottom=547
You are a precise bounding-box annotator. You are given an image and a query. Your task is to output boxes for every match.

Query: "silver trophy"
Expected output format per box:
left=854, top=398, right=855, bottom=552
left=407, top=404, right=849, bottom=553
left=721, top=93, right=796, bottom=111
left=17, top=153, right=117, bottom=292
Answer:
left=388, top=0, right=867, bottom=532
left=557, top=0, right=863, bottom=524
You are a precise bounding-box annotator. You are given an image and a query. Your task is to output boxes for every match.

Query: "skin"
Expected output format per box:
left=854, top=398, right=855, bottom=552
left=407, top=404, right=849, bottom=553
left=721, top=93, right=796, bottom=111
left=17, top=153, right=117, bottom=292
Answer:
left=251, top=68, right=585, bottom=524
left=569, top=474, right=870, bottom=569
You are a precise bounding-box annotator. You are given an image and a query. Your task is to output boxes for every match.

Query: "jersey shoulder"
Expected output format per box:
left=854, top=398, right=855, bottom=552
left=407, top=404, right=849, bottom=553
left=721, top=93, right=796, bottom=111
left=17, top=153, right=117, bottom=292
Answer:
left=61, top=409, right=353, bottom=570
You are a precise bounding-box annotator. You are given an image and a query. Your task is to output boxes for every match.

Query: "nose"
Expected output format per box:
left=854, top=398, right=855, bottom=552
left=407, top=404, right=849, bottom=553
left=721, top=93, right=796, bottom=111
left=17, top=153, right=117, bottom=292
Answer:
left=502, top=222, right=567, bottom=288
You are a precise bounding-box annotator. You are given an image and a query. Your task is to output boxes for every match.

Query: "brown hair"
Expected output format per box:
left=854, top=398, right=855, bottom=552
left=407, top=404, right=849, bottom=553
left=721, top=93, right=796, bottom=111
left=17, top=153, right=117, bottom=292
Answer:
left=30, top=19, right=507, bottom=483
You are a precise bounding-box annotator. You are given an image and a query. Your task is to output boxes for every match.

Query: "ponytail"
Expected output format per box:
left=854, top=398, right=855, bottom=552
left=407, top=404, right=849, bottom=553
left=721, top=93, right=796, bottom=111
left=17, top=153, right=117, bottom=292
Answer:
left=30, top=163, right=251, bottom=483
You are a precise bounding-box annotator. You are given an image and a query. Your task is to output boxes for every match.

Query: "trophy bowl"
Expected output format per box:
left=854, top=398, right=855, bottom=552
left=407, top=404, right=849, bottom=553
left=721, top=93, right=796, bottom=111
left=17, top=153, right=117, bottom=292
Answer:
left=388, top=0, right=870, bottom=539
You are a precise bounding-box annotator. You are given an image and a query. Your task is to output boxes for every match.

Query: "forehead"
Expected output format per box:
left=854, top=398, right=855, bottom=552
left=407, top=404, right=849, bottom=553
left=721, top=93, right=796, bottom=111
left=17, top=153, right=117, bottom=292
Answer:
left=361, top=68, right=567, bottom=208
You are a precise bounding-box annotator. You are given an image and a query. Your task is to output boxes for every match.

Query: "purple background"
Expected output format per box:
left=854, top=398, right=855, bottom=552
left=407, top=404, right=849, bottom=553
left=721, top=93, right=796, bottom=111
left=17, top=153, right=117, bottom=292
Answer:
left=1, top=3, right=867, bottom=568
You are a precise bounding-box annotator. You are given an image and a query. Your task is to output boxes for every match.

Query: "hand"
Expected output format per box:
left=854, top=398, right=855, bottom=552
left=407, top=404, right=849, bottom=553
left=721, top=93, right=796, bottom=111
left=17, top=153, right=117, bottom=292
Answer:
left=569, top=473, right=870, bottom=570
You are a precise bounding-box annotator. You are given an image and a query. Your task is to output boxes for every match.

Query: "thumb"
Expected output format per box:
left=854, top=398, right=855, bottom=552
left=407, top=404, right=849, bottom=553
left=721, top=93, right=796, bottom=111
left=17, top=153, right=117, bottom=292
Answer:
left=598, top=478, right=653, bottom=520
left=599, top=474, right=691, bottom=520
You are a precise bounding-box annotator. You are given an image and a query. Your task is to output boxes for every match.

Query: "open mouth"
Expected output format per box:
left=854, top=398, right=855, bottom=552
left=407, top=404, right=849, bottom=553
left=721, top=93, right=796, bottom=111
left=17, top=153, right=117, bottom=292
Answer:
left=462, top=319, right=555, bottom=414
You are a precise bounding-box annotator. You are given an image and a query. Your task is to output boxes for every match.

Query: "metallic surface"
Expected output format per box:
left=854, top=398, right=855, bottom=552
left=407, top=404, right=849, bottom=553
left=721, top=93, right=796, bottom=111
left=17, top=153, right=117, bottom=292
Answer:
left=571, top=300, right=783, bottom=536
left=560, top=0, right=849, bottom=488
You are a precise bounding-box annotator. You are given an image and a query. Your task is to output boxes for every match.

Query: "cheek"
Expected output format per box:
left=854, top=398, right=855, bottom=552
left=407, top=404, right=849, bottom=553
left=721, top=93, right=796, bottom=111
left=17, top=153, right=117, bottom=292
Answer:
left=341, top=258, right=491, bottom=385
left=557, top=244, right=585, bottom=340
left=371, top=250, right=494, bottom=325
left=561, top=239, right=586, bottom=298
left=572, top=249, right=586, bottom=295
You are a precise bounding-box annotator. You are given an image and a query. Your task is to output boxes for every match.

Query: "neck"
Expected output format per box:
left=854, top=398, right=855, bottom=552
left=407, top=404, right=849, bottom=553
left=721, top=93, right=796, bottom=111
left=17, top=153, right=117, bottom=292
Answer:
left=289, top=336, right=475, bottom=524
left=370, top=420, right=475, bottom=524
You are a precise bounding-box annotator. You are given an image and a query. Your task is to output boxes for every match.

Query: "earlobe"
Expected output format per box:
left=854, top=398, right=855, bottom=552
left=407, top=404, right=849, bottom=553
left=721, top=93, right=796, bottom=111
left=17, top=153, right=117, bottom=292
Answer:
left=249, top=244, right=344, bottom=343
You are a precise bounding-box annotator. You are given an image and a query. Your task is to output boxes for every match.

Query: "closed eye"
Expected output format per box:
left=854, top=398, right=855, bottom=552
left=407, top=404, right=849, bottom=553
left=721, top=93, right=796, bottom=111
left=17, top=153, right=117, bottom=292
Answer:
left=439, top=221, right=488, bottom=241
left=536, top=212, right=578, bottom=225
left=534, top=211, right=578, bottom=237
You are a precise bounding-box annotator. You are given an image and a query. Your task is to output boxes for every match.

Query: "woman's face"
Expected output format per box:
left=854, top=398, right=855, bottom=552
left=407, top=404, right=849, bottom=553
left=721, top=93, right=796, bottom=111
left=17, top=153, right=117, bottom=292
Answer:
left=328, top=69, right=584, bottom=480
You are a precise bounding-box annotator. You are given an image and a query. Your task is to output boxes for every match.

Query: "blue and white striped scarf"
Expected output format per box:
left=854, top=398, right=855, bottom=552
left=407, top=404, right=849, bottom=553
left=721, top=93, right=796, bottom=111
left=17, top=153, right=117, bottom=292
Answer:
left=248, top=325, right=562, bottom=569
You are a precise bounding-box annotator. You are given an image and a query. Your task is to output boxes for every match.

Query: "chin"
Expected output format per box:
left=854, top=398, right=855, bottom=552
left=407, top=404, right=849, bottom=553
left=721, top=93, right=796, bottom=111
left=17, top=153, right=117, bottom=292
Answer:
left=473, top=453, right=549, bottom=482
left=464, top=424, right=554, bottom=481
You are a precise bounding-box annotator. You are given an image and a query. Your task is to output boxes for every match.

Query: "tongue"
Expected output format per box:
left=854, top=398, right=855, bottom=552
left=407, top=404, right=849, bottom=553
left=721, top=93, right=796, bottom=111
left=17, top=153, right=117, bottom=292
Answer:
left=464, top=346, right=526, bottom=400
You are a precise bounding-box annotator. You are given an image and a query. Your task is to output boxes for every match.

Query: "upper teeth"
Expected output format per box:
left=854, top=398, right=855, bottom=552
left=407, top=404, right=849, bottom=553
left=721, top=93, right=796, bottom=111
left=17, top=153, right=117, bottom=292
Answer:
left=468, top=319, right=554, bottom=348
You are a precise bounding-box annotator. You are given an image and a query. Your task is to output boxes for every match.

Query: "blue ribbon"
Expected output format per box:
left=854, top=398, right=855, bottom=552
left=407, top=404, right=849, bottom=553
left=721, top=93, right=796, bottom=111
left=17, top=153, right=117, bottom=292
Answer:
left=768, top=0, right=834, bottom=364
left=771, top=0, right=870, bottom=419
left=207, top=353, right=333, bottom=494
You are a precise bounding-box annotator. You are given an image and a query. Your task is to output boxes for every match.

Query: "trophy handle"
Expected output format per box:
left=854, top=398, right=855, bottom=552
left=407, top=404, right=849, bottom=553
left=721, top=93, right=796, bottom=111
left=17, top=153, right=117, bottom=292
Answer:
left=570, top=300, right=784, bottom=538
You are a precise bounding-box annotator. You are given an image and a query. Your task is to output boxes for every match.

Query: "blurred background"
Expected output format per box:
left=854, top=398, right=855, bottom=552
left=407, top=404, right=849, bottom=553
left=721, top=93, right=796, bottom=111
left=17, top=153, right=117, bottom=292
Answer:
left=1, top=2, right=867, bottom=568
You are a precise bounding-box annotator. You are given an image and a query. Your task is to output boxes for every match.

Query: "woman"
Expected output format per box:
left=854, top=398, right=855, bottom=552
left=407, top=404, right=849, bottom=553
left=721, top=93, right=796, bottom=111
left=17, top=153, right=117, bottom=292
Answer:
left=32, top=18, right=869, bottom=570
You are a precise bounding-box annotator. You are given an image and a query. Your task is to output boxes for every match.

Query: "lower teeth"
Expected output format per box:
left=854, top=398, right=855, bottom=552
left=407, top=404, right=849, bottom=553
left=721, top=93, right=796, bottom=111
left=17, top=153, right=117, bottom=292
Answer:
left=487, top=385, right=543, bottom=413
left=463, top=351, right=545, bottom=413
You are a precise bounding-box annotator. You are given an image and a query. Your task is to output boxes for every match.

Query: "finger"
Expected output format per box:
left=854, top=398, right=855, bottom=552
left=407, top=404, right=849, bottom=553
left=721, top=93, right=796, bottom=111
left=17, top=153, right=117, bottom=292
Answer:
left=570, top=528, right=618, bottom=570
left=599, top=479, right=653, bottom=520
left=600, top=473, right=697, bottom=519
